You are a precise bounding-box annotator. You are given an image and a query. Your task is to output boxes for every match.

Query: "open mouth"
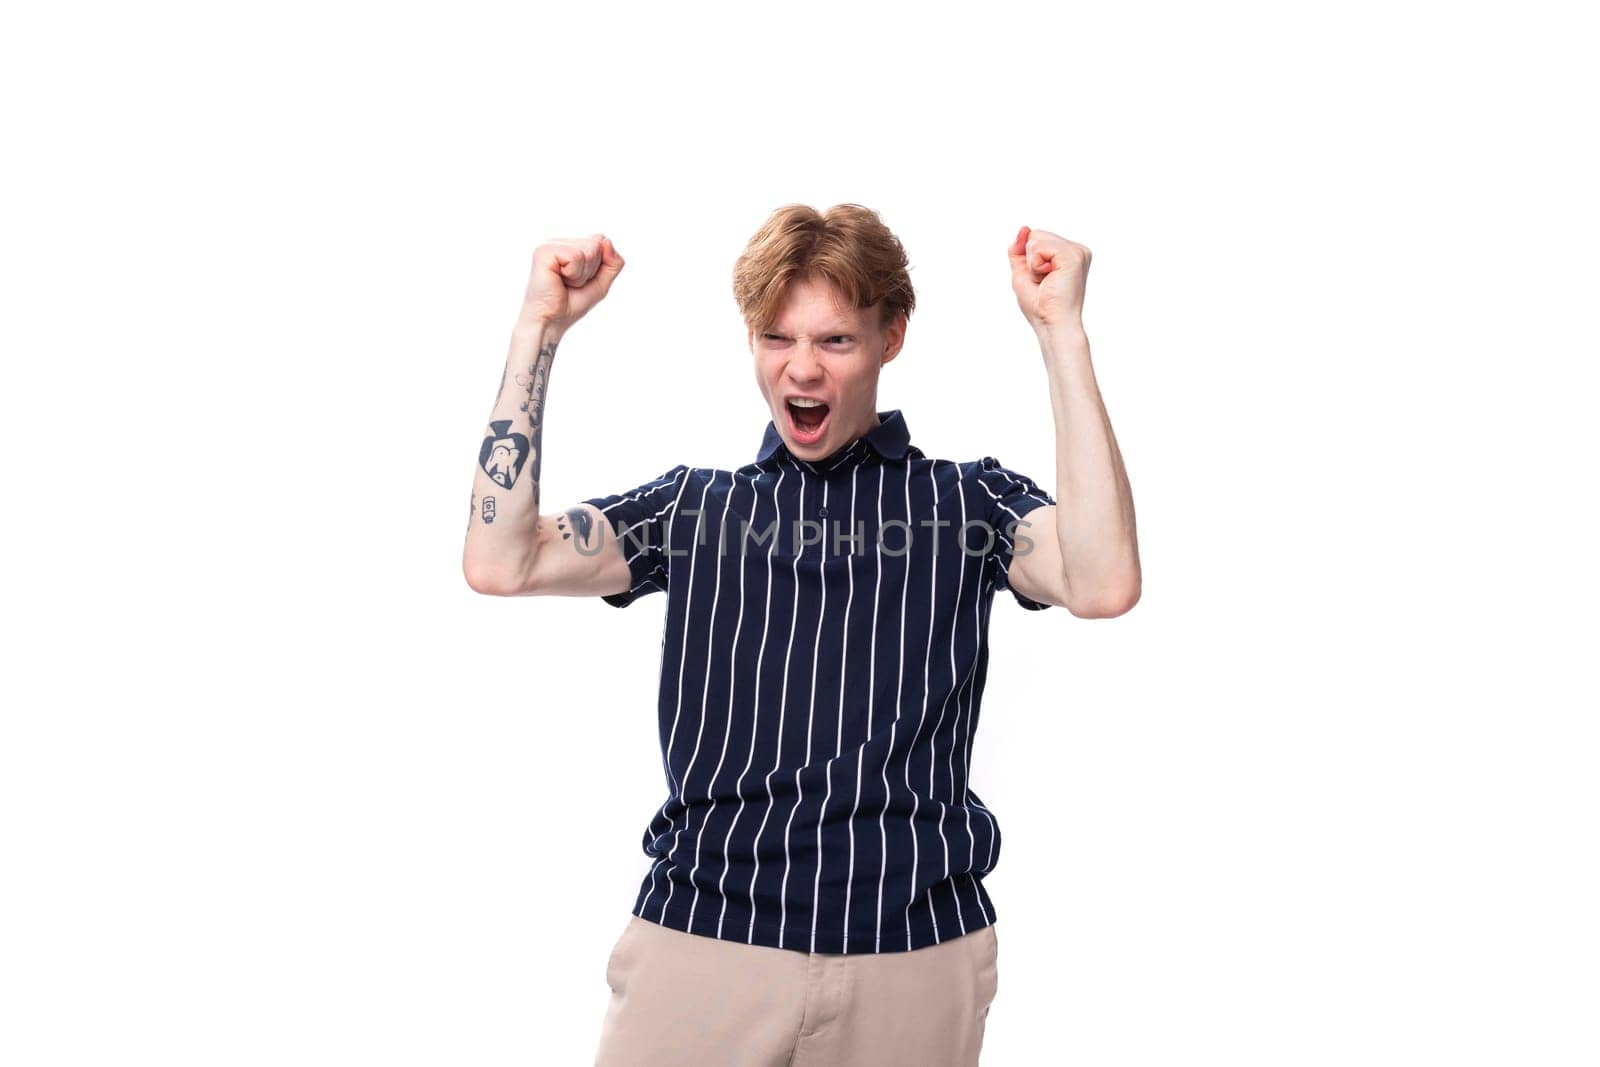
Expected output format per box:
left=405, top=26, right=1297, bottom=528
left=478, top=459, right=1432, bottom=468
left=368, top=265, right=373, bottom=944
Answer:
left=786, top=398, right=831, bottom=444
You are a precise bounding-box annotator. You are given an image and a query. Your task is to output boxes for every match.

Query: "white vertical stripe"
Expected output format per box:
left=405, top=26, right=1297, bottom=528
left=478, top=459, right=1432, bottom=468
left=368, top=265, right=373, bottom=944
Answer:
left=752, top=459, right=807, bottom=948
left=894, top=462, right=917, bottom=951
left=837, top=465, right=862, bottom=952
left=725, top=465, right=784, bottom=944
left=947, top=470, right=982, bottom=927
left=872, top=462, right=891, bottom=951
left=799, top=476, right=832, bottom=952
left=934, top=462, right=973, bottom=936
left=634, top=468, right=699, bottom=916
left=650, top=471, right=717, bottom=922
left=903, top=459, right=947, bottom=942
left=964, top=588, right=1000, bottom=915
left=685, top=472, right=753, bottom=935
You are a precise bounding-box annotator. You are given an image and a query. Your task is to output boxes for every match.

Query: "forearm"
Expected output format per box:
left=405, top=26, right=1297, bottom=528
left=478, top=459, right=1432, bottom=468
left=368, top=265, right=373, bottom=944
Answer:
left=463, top=315, right=563, bottom=587
left=1036, top=321, right=1140, bottom=608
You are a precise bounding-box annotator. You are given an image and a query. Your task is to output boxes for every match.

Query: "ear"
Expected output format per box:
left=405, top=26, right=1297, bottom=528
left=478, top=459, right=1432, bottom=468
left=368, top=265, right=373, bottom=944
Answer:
left=880, top=311, right=907, bottom=366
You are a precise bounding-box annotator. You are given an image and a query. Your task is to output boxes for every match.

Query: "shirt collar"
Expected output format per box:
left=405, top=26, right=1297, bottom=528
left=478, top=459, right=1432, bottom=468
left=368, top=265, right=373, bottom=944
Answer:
left=756, top=408, right=912, bottom=466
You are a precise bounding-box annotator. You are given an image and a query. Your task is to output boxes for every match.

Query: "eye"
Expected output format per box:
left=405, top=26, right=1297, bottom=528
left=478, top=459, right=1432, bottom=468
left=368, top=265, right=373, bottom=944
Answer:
left=827, top=336, right=852, bottom=345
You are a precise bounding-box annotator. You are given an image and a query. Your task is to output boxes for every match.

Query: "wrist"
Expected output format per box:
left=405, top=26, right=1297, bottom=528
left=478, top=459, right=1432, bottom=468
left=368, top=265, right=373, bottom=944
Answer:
left=1036, top=318, right=1088, bottom=354
left=511, top=313, right=566, bottom=349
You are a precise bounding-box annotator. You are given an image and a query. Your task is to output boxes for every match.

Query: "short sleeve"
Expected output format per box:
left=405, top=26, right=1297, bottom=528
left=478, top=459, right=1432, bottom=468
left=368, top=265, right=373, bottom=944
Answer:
left=974, top=456, right=1057, bottom=611
left=580, top=463, right=693, bottom=608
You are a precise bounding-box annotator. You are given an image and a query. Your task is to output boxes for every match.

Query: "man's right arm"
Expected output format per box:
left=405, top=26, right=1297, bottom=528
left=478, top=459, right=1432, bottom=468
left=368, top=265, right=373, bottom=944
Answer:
left=462, top=235, right=632, bottom=598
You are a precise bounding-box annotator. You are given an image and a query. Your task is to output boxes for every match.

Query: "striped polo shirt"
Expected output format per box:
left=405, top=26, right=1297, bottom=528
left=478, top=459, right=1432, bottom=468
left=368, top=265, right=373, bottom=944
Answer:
left=581, top=408, right=1056, bottom=954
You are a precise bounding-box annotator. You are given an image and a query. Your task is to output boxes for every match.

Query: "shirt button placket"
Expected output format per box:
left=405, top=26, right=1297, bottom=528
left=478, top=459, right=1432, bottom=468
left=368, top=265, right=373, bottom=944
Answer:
left=799, top=458, right=828, bottom=557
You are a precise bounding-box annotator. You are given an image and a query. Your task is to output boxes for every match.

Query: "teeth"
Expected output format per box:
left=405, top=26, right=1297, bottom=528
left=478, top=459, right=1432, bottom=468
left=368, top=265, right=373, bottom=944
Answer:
left=790, top=397, right=825, bottom=408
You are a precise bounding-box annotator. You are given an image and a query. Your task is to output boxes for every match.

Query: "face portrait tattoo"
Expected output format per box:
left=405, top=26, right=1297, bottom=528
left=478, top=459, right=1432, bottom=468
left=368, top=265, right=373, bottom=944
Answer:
left=479, top=419, right=530, bottom=489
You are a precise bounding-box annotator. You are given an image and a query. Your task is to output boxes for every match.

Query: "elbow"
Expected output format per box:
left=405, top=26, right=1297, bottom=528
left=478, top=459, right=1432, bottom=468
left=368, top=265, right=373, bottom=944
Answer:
left=463, top=555, right=535, bottom=597
left=463, top=560, right=511, bottom=596
left=1066, top=572, right=1141, bottom=619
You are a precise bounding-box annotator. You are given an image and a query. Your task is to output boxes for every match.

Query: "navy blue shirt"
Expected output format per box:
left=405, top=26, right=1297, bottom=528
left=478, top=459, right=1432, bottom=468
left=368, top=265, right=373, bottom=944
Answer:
left=581, top=409, right=1056, bottom=954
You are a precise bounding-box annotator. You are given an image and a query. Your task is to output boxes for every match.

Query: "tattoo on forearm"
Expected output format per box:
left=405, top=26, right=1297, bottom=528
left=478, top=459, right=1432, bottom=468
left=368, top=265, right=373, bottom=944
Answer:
left=517, top=356, right=550, bottom=423
left=518, top=341, right=557, bottom=509
left=478, top=339, right=556, bottom=499
left=479, top=419, right=529, bottom=488
left=481, top=496, right=497, bottom=524
left=558, top=506, right=601, bottom=554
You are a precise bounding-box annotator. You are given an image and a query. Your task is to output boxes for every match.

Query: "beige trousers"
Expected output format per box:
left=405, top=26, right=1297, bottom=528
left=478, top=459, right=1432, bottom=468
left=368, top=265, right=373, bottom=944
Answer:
left=592, top=914, right=999, bottom=1066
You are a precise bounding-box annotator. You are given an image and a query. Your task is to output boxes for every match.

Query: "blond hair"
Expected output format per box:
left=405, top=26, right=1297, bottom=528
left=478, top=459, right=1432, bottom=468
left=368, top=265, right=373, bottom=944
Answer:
left=732, top=203, right=916, bottom=335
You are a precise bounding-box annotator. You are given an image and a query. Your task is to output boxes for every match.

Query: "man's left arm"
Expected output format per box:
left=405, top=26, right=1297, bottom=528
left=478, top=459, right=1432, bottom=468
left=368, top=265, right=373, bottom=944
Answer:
left=1004, top=225, right=1142, bottom=619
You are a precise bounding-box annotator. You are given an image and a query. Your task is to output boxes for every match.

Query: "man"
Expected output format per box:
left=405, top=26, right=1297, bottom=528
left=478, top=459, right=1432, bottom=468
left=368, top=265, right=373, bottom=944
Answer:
left=462, top=204, right=1140, bottom=1066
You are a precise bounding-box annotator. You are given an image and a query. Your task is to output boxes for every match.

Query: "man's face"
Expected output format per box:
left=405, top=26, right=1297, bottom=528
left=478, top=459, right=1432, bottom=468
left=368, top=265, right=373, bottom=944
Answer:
left=750, top=276, right=905, bottom=461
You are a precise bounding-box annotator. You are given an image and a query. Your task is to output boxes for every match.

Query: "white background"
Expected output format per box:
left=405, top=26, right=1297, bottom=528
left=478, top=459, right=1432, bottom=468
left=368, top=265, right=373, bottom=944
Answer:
left=4, top=2, right=1596, bottom=1064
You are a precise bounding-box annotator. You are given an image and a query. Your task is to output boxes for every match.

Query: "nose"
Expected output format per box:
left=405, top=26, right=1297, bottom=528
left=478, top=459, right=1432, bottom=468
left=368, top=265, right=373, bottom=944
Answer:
left=786, top=342, right=825, bottom=381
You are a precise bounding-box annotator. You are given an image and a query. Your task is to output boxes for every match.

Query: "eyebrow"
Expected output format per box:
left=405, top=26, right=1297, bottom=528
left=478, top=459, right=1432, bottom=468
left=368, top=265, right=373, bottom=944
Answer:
left=765, top=326, right=855, bottom=336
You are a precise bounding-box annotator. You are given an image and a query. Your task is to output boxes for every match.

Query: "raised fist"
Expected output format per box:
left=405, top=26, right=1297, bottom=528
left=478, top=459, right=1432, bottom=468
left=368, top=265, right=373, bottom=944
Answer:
left=522, top=233, right=626, bottom=330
